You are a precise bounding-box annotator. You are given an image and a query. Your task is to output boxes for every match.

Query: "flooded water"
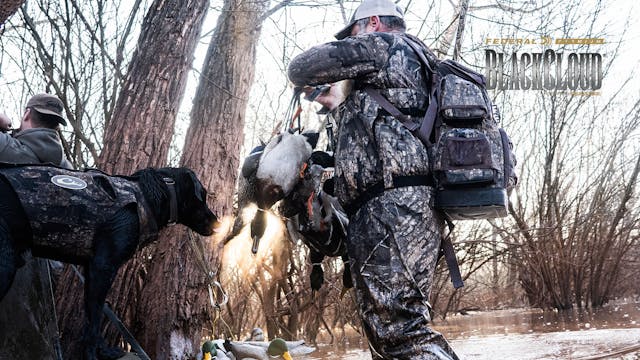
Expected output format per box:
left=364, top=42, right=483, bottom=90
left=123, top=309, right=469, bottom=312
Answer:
left=439, top=300, right=640, bottom=338
left=299, top=300, right=640, bottom=359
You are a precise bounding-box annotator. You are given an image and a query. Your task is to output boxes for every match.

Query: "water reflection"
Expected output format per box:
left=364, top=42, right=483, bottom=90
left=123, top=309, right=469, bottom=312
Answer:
left=299, top=301, right=640, bottom=359
left=438, top=301, right=640, bottom=338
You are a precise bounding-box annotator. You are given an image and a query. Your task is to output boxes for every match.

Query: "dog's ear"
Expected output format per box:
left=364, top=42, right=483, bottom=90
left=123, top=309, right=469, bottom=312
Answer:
left=302, top=132, right=320, bottom=149
left=187, top=171, right=206, bottom=202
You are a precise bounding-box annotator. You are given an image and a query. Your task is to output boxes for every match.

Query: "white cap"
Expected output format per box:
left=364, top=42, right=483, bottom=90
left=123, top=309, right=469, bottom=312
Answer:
left=335, top=0, right=405, bottom=40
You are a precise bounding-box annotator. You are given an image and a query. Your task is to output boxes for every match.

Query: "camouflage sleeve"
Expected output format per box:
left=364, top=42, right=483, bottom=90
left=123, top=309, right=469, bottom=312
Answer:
left=287, top=33, right=391, bottom=87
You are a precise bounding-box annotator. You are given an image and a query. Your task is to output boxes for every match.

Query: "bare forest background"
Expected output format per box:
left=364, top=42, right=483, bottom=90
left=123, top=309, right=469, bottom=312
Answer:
left=0, top=0, right=639, bottom=359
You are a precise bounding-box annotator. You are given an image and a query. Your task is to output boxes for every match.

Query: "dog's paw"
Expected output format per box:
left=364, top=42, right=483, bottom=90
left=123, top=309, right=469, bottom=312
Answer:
left=97, top=343, right=125, bottom=360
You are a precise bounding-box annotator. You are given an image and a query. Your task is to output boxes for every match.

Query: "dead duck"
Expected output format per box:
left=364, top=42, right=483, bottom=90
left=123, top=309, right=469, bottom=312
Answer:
left=278, top=152, right=352, bottom=292
left=228, top=132, right=319, bottom=251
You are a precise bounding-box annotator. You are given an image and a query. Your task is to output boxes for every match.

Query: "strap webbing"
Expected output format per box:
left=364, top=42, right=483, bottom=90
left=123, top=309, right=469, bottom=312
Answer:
left=343, top=175, right=434, bottom=216
left=364, top=88, right=416, bottom=130
left=441, top=236, right=464, bottom=288
left=441, top=218, right=464, bottom=288
left=364, top=36, right=440, bottom=145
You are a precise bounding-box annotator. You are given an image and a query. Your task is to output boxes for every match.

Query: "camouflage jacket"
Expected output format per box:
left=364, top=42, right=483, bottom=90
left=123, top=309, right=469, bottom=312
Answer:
left=288, top=32, right=433, bottom=206
left=0, top=165, right=157, bottom=260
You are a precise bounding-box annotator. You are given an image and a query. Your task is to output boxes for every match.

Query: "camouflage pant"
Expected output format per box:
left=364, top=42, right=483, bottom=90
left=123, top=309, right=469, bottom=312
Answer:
left=347, top=186, right=459, bottom=360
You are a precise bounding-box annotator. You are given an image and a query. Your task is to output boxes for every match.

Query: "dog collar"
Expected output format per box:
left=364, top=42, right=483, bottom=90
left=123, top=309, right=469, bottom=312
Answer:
left=163, top=177, right=178, bottom=225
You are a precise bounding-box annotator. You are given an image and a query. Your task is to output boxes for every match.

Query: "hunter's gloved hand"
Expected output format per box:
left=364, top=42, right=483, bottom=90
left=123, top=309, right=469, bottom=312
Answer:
left=309, top=151, right=334, bottom=168
left=300, top=82, right=347, bottom=112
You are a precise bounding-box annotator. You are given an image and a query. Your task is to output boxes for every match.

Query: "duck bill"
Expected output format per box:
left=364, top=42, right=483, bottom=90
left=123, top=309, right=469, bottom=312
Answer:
left=204, top=352, right=212, bottom=360
left=282, top=351, right=293, bottom=360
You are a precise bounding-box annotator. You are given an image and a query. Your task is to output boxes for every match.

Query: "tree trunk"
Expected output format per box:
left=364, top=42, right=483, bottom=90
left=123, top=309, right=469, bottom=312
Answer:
left=96, top=0, right=209, bottom=174
left=55, top=0, right=209, bottom=357
left=0, top=0, right=23, bottom=27
left=132, top=0, right=271, bottom=357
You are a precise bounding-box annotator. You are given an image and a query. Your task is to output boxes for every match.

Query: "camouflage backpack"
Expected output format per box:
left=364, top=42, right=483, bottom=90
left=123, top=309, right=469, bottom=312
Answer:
left=366, top=35, right=517, bottom=220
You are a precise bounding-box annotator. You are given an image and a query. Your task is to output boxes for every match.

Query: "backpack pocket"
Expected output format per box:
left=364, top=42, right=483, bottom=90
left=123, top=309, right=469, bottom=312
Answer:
left=434, top=128, right=498, bottom=186
left=439, top=74, right=489, bottom=124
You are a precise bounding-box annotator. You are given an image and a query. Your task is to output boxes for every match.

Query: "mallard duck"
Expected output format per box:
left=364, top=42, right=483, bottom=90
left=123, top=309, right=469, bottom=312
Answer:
left=229, top=132, right=319, bottom=251
left=223, top=338, right=314, bottom=360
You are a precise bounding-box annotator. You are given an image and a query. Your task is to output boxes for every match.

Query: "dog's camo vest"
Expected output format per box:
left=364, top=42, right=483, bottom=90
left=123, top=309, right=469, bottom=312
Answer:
left=0, top=164, right=158, bottom=259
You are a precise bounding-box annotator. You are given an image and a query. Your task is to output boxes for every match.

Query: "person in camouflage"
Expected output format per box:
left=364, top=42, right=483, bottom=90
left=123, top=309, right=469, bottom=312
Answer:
left=287, top=0, right=459, bottom=358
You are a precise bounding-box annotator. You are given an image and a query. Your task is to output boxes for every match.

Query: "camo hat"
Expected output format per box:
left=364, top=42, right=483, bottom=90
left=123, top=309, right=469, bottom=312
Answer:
left=335, top=0, right=405, bottom=40
left=26, top=93, right=67, bottom=126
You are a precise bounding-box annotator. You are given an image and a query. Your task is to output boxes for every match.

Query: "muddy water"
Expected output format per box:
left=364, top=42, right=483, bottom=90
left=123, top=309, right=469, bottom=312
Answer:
left=299, top=301, right=640, bottom=359
left=439, top=300, right=640, bottom=338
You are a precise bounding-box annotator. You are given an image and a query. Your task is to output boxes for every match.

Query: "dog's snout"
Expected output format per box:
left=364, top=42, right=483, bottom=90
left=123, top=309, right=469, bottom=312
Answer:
left=202, top=211, right=219, bottom=236
left=211, top=219, right=223, bottom=234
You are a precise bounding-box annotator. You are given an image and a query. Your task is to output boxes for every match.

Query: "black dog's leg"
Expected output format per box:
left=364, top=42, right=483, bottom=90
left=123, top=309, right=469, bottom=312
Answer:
left=83, top=207, right=139, bottom=360
left=0, top=218, right=18, bottom=301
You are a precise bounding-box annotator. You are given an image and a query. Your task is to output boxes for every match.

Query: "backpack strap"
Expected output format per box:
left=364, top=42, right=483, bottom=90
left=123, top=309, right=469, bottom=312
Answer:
left=364, top=36, right=440, bottom=146
left=364, top=88, right=417, bottom=131
left=441, top=217, right=464, bottom=289
left=404, top=37, right=440, bottom=146
left=364, top=36, right=465, bottom=289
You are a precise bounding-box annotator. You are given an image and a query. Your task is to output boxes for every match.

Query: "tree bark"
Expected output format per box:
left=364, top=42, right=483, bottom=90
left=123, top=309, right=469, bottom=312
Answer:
left=0, top=0, right=23, bottom=27
left=133, top=0, right=271, bottom=357
left=55, top=0, right=210, bottom=357
left=96, top=0, right=209, bottom=174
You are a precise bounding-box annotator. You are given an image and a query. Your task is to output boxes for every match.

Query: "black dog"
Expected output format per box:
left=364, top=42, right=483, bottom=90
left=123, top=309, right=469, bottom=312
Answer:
left=0, top=165, right=218, bottom=360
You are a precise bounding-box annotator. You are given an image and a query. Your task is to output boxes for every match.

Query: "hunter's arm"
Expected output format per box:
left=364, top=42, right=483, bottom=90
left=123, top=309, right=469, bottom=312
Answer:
left=287, top=34, right=389, bottom=87
left=0, top=132, right=13, bottom=157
